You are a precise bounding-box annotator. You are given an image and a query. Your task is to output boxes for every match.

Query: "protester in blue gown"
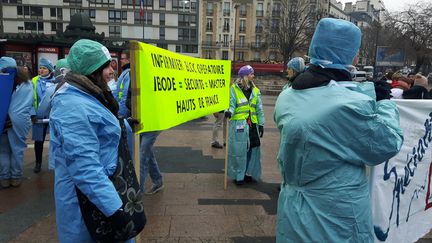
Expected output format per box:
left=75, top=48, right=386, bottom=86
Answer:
left=0, top=57, right=33, bottom=188
left=49, top=39, right=134, bottom=242
left=225, top=65, right=265, bottom=185
left=32, top=57, right=56, bottom=173
left=274, top=18, right=404, bottom=242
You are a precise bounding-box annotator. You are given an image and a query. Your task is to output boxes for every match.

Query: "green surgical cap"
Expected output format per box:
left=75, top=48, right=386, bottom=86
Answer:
left=67, top=39, right=111, bottom=76
left=55, top=58, right=70, bottom=70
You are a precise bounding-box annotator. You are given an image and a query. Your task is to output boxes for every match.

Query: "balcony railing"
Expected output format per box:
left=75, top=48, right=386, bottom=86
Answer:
left=239, top=27, right=246, bottom=33
left=239, top=10, right=247, bottom=17
left=206, top=10, right=213, bottom=16
left=250, top=42, right=267, bottom=49
left=256, top=10, right=263, bottom=17
left=223, top=26, right=230, bottom=32
left=206, top=26, right=212, bottom=32
left=269, top=42, right=279, bottom=49
left=233, top=41, right=248, bottom=48
left=223, top=10, right=230, bottom=16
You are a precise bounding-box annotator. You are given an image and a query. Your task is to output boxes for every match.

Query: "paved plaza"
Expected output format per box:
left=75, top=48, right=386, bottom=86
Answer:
left=0, top=95, right=431, bottom=243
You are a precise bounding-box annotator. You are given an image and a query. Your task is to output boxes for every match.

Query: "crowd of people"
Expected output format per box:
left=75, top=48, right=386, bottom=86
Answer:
left=2, top=16, right=429, bottom=243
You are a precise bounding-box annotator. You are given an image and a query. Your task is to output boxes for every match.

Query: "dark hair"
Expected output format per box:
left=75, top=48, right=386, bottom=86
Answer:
left=16, top=67, right=30, bottom=84
left=408, top=72, right=416, bottom=76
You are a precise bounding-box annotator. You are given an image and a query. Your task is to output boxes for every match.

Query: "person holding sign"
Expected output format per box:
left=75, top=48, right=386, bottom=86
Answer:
left=225, top=65, right=265, bottom=185
left=0, top=57, right=33, bottom=188
left=274, top=18, right=403, bottom=242
left=31, top=57, right=56, bottom=173
left=49, top=39, right=137, bottom=242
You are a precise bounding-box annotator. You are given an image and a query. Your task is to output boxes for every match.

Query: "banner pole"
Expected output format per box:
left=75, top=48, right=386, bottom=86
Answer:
left=224, top=120, right=229, bottom=190
left=129, top=40, right=142, bottom=242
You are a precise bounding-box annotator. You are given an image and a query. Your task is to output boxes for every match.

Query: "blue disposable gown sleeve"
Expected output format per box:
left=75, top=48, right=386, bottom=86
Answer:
left=331, top=98, right=403, bottom=166
left=117, top=72, right=130, bottom=118
left=255, top=89, right=265, bottom=126
left=51, top=105, right=122, bottom=217
left=37, top=85, right=56, bottom=118
left=228, top=86, right=237, bottom=114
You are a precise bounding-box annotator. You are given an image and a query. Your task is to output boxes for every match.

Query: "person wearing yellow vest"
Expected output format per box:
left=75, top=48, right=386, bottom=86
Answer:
left=224, top=65, right=265, bottom=185
left=31, top=57, right=55, bottom=173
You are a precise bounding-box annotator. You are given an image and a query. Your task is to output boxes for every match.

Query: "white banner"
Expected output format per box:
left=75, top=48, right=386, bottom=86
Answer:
left=372, top=100, right=432, bottom=243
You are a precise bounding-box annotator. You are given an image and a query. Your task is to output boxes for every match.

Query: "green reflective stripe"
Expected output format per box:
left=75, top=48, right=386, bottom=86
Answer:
left=236, top=110, right=250, bottom=114
left=32, top=76, right=39, bottom=109
left=118, top=80, right=124, bottom=100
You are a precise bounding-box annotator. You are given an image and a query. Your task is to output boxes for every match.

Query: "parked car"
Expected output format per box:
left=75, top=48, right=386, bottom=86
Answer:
left=353, top=70, right=367, bottom=82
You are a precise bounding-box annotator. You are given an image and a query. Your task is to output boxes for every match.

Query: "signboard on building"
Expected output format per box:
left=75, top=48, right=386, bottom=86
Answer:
left=37, top=47, right=59, bottom=66
left=375, top=46, right=405, bottom=67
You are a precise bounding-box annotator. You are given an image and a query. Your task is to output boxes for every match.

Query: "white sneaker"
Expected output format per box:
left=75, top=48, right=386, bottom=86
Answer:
left=145, top=184, right=164, bottom=195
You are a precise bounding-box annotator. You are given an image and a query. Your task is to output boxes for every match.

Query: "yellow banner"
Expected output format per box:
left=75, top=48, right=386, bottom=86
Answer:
left=130, top=41, right=231, bottom=133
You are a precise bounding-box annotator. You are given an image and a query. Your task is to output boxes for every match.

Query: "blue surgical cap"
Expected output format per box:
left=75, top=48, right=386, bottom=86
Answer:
left=308, top=18, right=361, bottom=71
left=287, top=57, right=305, bottom=73
left=239, top=65, right=254, bottom=78
left=39, top=57, right=54, bottom=72
left=0, top=57, right=17, bottom=70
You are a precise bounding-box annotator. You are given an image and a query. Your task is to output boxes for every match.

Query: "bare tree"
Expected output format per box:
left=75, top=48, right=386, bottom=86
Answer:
left=387, top=2, right=432, bottom=73
left=264, top=0, right=320, bottom=64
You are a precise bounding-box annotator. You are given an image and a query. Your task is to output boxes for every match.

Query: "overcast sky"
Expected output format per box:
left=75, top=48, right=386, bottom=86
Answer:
left=337, top=0, right=421, bottom=12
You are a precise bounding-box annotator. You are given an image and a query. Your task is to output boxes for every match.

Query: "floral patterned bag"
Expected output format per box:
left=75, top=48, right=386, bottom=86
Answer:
left=76, top=119, right=146, bottom=242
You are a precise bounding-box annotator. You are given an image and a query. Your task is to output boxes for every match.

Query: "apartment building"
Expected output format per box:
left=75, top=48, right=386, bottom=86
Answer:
left=0, top=0, right=200, bottom=70
left=200, top=0, right=328, bottom=62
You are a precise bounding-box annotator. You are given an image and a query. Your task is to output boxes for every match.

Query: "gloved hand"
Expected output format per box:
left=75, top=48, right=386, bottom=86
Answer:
left=374, top=80, right=392, bottom=101
left=224, top=111, right=232, bottom=119
left=109, top=208, right=130, bottom=231
left=258, top=125, right=264, bottom=138
left=31, top=115, right=37, bottom=124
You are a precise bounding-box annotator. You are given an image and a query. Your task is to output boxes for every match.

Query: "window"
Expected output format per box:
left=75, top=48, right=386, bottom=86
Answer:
left=176, top=45, right=181, bottom=52
left=222, top=51, right=229, bottom=60
left=159, top=27, right=165, bottom=39
left=109, top=26, right=121, bottom=37
left=109, top=10, right=127, bottom=23
left=223, top=34, right=229, bottom=47
left=238, top=52, right=244, bottom=61
left=30, top=6, right=43, bottom=18
left=64, top=0, right=82, bottom=6
left=88, top=9, right=95, bottom=18
left=239, top=4, right=246, bottom=17
left=256, top=19, right=263, bottom=32
left=24, top=6, right=29, bottom=15
left=89, top=0, right=114, bottom=5
left=178, top=28, right=196, bottom=40
left=256, top=3, right=263, bottom=17
left=172, top=0, right=180, bottom=10
left=206, top=18, right=212, bottom=31
left=205, top=34, right=212, bottom=45
left=157, top=43, right=168, bottom=49
left=24, top=21, right=43, bottom=32
left=206, top=2, right=213, bottom=15
left=223, top=2, right=230, bottom=16
left=70, top=8, right=84, bottom=16
left=144, top=0, right=152, bottom=8
left=179, top=14, right=196, bottom=27
left=205, top=51, right=212, bottom=59
left=181, top=45, right=198, bottom=53
left=134, top=11, right=152, bottom=24
left=223, top=18, right=229, bottom=32
left=239, top=36, right=245, bottom=47
left=159, top=0, right=166, bottom=8
left=51, top=22, right=63, bottom=32
left=121, top=0, right=139, bottom=5
left=17, top=6, right=22, bottom=15
left=239, top=20, right=245, bottom=33
left=272, top=2, right=281, bottom=16
left=159, top=13, right=165, bottom=25
left=50, top=8, right=63, bottom=19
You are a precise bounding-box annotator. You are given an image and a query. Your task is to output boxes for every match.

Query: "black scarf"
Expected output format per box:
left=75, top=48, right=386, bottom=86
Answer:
left=59, top=73, right=119, bottom=116
left=291, top=65, right=352, bottom=90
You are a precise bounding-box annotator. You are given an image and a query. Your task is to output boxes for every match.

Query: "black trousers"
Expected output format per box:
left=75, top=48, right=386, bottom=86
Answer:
left=34, top=124, right=48, bottom=164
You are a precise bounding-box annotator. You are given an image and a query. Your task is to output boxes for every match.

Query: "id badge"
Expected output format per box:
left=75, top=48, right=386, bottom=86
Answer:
left=236, top=125, right=245, bottom=133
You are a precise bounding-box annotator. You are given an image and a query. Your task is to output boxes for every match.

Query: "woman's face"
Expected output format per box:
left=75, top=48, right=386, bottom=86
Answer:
left=287, top=68, right=295, bottom=78
left=101, top=65, right=114, bottom=83
left=38, top=66, right=49, bottom=76
left=246, top=72, right=255, bottom=81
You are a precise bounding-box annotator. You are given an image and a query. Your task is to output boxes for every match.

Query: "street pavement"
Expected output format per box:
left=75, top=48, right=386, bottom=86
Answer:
left=0, top=95, right=431, bottom=243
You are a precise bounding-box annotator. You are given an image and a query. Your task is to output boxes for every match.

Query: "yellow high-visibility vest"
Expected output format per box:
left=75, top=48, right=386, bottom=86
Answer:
left=32, top=75, right=39, bottom=109
left=231, top=84, right=259, bottom=124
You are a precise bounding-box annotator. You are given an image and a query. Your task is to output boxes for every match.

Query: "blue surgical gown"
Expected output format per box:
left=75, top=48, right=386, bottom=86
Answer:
left=49, top=83, right=123, bottom=243
left=273, top=81, right=403, bottom=242
left=0, top=81, right=33, bottom=180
